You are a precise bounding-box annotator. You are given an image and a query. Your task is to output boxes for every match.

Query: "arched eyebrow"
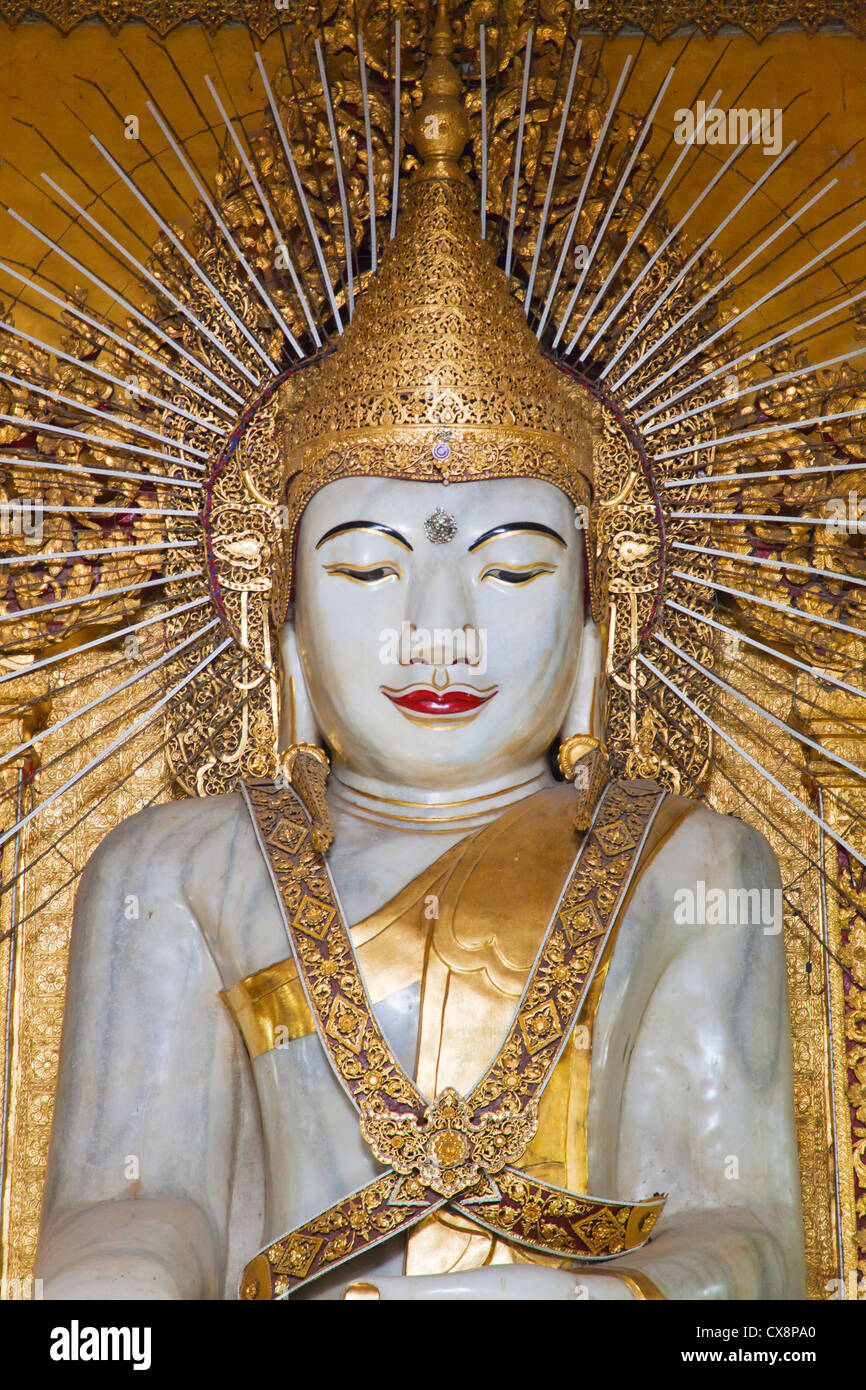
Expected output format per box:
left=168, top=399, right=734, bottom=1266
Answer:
left=468, top=522, right=567, bottom=553
left=315, top=521, right=413, bottom=552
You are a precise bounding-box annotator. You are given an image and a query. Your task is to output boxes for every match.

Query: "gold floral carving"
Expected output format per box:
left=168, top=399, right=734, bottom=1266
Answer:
left=0, top=1, right=862, bottom=42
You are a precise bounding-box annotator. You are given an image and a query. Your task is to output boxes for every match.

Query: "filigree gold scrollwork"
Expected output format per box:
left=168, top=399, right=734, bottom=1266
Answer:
left=163, top=389, right=284, bottom=794
left=2, top=1, right=861, bottom=42
left=360, top=1086, right=538, bottom=1198
left=582, top=396, right=714, bottom=794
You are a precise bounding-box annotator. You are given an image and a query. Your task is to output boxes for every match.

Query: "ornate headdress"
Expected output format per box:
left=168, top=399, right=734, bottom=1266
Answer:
left=275, top=4, right=598, bottom=620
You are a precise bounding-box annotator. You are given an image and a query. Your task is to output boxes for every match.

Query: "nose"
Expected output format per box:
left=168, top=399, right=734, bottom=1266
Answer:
left=402, top=550, right=480, bottom=668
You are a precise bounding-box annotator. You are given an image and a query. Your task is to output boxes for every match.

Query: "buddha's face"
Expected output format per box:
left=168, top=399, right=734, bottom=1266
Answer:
left=293, top=476, right=587, bottom=789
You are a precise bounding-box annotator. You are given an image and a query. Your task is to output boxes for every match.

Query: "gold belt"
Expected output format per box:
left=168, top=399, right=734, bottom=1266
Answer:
left=238, top=777, right=668, bottom=1299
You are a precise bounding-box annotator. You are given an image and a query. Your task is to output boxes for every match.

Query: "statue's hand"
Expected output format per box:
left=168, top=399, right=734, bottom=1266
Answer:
left=342, top=1268, right=636, bottom=1301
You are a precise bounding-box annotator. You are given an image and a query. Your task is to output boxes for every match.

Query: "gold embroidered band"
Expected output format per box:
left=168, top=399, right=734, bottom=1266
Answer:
left=238, top=778, right=668, bottom=1299
left=221, top=957, right=313, bottom=1055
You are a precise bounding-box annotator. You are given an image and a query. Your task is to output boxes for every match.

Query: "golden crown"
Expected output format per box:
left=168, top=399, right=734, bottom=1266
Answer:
left=276, top=2, right=597, bottom=600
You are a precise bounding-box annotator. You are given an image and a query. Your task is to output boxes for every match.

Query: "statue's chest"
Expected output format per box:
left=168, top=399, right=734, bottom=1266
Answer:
left=220, top=778, right=671, bottom=1277
left=226, top=916, right=596, bottom=1253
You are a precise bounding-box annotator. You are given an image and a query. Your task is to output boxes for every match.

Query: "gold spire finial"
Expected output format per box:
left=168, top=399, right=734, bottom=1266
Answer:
left=429, top=0, right=453, bottom=56
left=411, top=0, right=471, bottom=181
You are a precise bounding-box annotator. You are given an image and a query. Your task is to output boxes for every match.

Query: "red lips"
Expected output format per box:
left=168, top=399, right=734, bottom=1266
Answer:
left=384, top=687, right=497, bottom=715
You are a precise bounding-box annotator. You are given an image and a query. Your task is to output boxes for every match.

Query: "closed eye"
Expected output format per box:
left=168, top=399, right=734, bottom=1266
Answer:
left=322, top=562, right=402, bottom=585
left=480, top=563, right=558, bottom=587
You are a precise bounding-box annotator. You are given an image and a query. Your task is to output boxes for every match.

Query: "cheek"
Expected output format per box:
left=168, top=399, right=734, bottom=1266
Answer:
left=476, top=575, right=580, bottom=682
left=296, top=573, right=402, bottom=690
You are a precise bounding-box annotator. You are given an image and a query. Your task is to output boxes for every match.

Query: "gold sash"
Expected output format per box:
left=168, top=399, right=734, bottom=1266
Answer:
left=234, top=777, right=686, bottom=1299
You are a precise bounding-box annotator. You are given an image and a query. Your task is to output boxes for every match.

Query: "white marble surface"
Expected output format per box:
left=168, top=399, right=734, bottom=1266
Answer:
left=35, top=477, right=805, bottom=1300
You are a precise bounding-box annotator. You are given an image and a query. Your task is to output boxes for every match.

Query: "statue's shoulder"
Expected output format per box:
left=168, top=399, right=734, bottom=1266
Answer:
left=81, top=789, right=249, bottom=891
left=609, top=776, right=779, bottom=883
left=76, top=788, right=290, bottom=982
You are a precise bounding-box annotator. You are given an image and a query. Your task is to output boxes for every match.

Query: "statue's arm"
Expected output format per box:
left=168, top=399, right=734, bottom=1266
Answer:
left=35, top=805, right=248, bottom=1299
left=591, top=809, right=806, bottom=1300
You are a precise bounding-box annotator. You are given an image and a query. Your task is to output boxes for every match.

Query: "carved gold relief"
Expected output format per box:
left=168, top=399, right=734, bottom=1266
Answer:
left=0, top=1, right=862, bottom=42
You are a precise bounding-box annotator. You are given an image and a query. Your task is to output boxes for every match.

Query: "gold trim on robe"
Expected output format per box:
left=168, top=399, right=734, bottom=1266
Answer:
left=220, top=838, right=467, bottom=1054
left=223, top=783, right=695, bottom=1279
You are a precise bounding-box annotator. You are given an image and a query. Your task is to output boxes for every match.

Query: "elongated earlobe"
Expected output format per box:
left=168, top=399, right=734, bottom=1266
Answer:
left=558, top=620, right=608, bottom=830
left=277, top=621, right=333, bottom=851
left=560, top=618, right=603, bottom=741
left=278, top=618, right=320, bottom=750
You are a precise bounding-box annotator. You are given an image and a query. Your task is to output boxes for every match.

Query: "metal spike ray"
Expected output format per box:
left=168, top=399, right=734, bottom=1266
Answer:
left=665, top=452, right=866, bottom=489
left=357, top=33, right=378, bottom=276
left=144, top=97, right=302, bottom=356
left=656, top=632, right=866, bottom=787
left=0, top=598, right=210, bottom=686
left=635, top=280, right=866, bottom=425
left=626, top=211, right=866, bottom=409
left=596, top=136, right=798, bottom=378
left=480, top=23, right=489, bottom=240
left=0, top=638, right=232, bottom=850
left=41, top=169, right=266, bottom=386
left=204, top=75, right=321, bottom=349
left=315, top=40, right=355, bottom=318
left=4, top=208, right=246, bottom=404
left=550, top=58, right=670, bottom=331
left=390, top=18, right=402, bottom=243
left=639, top=654, right=866, bottom=868
left=0, top=370, right=211, bottom=459
left=670, top=542, right=866, bottom=592
left=504, top=30, right=534, bottom=279
left=0, top=412, right=206, bottom=470
left=591, top=126, right=765, bottom=373
left=567, top=85, right=723, bottom=354
left=670, top=570, right=866, bottom=642
left=654, top=405, right=866, bottom=461
left=0, top=571, right=205, bottom=626
left=0, top=319, right=228, bottom=434
left=665, top=599, right=866, bottom=703
left=88, top=133, right=287, bottom=371
left=0, top=538, right=200, bottom=568
left=0, top=259, right=239, bottom=418
left=645, top=346, right=866, bottom=435
left=540, top=54, right=635, bottom=342
left=0, top=455, right=203, bottom=490
left=254, top=50, right=344, bottom=334
left=0, top=618, right=220, bottom=771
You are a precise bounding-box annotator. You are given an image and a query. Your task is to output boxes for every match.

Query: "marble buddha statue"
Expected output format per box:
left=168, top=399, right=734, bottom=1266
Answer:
left=34, top=22, right=806, bottom=1302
